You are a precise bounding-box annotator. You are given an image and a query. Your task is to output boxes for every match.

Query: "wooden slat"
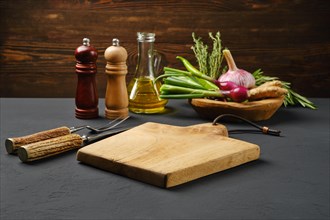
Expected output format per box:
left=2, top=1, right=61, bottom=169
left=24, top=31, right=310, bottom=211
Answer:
left=0, top=0, right=329, bottom=97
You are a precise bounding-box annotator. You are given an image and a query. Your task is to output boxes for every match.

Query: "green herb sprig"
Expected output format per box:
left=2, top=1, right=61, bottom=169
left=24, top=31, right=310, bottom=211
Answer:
left=191, top=32, right=225, bottom=79
left=252, top=69, right=317, bottom=109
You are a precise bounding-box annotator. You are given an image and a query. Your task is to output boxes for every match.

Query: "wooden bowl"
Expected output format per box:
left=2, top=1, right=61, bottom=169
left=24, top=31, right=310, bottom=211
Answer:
left=189, top=96, right=284, bottom=121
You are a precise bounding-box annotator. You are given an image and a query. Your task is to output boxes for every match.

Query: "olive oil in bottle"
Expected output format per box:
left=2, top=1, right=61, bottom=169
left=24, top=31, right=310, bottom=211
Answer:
left=127, top=32, right=167, bottom=114
left=127, top=77, right=167, bottom=114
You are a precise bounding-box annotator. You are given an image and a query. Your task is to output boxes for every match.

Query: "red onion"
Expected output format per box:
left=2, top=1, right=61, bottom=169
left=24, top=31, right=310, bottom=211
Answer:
left=219, top=49, right=255, bottom=89
left=221, top=85, right=249, bottom=102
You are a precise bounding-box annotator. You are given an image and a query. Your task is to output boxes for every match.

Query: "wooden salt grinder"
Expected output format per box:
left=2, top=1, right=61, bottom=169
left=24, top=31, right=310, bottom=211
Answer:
left=104, top=38, right=129, bottom=119
left=74, top=38, right=99, bottom=119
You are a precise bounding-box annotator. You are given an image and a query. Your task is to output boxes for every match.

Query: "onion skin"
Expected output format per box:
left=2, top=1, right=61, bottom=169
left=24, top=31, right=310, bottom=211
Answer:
left=219, top=49, right=255, bottom=89
left=214, top=81, right=239, bottom=91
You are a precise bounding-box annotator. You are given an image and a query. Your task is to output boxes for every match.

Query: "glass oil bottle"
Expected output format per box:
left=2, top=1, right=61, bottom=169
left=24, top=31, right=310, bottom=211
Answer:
left=127, top=32, right=167, bottom=114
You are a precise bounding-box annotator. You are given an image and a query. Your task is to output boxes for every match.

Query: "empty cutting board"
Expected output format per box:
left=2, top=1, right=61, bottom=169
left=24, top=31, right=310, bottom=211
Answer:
left=77, top=122, right=260, bottom=188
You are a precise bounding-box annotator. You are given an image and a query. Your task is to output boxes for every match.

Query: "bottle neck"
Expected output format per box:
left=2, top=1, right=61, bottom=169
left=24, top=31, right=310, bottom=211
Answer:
left=135, top=40, right=155, bottom=78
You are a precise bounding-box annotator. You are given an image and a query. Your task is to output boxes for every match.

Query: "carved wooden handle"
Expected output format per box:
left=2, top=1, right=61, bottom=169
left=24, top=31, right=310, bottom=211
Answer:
left=17, top=134, right=83, bottom=162
left=5, top=127, right=71, bottom=154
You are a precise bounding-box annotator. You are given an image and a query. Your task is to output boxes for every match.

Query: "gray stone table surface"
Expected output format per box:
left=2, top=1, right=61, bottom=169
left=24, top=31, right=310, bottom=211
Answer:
left=0, top=98, right=329, bottom=220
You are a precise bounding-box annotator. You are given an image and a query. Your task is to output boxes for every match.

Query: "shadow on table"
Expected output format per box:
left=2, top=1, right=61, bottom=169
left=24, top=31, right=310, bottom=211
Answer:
left=266, top=107, right=303, bottom=124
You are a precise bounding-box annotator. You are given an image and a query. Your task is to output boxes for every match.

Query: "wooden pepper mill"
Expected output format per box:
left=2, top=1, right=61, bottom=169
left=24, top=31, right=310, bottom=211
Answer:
left=104, top=38, right=129, bottom=119
left=74, top=38, right=99, bottom=119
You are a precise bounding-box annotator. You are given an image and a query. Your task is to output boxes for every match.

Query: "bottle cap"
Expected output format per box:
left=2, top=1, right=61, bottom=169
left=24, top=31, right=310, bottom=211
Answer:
left=137, top=32, right=155, bottom=42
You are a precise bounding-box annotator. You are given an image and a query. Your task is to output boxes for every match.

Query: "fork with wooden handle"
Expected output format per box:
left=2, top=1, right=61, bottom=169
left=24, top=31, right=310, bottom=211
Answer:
left=17, top=126, right=131, bottom=163
left=5, top=117, right=129, bottom=154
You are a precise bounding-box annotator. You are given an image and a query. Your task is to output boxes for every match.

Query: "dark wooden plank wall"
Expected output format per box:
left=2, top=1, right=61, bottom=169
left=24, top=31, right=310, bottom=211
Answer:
left=0, top=0, right=329, bottom=98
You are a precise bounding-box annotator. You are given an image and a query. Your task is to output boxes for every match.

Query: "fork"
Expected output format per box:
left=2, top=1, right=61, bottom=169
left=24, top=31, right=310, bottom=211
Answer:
left=86, top=116, right=130, bottom=134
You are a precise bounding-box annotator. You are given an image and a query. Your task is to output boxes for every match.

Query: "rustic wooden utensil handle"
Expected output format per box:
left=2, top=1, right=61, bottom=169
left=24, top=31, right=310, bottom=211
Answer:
left=17, top=134, right=83, bottom=162
left=5, top=127, right=71, bottom=154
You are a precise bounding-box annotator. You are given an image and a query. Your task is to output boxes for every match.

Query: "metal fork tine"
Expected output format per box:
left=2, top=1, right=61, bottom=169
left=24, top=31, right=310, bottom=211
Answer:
left=69, top=125, right=87, bottom=133
left=94, top=117, right=121, bottom=130
left=90, top=116, right=130, bottom=134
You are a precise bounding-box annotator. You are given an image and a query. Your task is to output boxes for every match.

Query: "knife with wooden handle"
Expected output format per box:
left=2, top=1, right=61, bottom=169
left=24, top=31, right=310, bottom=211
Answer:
left=5, top=126, right=86, bottom=154
left=17, top=127, right=131, bottom=163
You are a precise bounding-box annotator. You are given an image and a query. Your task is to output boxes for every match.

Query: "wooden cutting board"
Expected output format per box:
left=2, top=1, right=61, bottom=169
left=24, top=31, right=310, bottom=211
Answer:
left=76, top=122, right=260, bottom=188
